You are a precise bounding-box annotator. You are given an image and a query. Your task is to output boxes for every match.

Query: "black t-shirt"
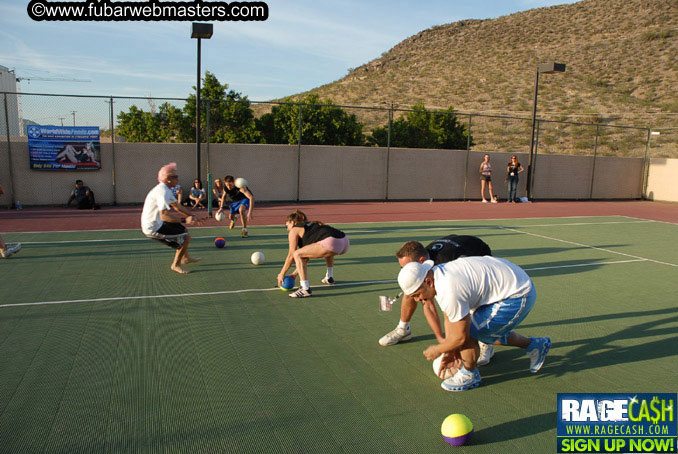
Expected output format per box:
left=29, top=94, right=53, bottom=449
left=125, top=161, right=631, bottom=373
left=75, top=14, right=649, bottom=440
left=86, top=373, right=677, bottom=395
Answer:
left=508, top=162, right=521, bottom=177
left=223, top=186, right=247, bottom=203
left=425, top=234, right=491, bottom=264
left=297, top=222, right=345, bottom=247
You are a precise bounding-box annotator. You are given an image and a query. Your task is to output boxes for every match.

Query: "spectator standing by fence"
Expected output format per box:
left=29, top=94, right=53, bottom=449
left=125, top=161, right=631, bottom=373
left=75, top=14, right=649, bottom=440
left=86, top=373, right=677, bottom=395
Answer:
left=506, top=155, right=525, bottom=203
left=479, top=154, right=497, bottom=203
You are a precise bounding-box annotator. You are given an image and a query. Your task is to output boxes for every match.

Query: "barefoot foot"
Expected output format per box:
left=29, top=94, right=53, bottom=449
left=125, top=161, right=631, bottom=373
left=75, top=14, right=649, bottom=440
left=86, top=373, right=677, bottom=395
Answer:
left=171, top=265, right=190, bottom=274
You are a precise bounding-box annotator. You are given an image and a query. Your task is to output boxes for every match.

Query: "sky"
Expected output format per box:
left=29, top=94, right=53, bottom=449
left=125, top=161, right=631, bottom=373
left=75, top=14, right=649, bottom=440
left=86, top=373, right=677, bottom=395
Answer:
left=1, top=0, right=580, bottom=104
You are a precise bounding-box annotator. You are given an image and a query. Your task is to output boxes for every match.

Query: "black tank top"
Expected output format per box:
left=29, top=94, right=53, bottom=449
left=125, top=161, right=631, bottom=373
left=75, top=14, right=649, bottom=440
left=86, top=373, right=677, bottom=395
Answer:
left=224, top=186, right=246, bottom=202
left=426, top=234, right=492, bottom=264
left=297, top=222, right=345, bottom=247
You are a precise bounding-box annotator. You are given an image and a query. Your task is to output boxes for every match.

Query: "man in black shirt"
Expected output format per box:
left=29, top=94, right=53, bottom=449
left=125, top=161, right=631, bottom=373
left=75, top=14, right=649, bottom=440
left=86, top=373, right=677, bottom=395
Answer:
left=67, top=180, right=98, bottom=209
left=379, top=234, right=495, bottom=364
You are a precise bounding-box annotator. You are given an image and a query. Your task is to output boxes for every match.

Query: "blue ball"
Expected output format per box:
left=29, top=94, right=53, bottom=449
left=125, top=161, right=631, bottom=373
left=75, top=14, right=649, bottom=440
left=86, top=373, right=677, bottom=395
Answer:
left=214, top=237, right=226, bottom=248
left=280, top=276, right=295, bottom=291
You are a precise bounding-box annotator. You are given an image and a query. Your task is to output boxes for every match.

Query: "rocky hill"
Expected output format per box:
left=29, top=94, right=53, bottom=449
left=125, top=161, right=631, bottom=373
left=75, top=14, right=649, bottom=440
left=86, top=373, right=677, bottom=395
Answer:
left=283, top=0, right=677, bottom=156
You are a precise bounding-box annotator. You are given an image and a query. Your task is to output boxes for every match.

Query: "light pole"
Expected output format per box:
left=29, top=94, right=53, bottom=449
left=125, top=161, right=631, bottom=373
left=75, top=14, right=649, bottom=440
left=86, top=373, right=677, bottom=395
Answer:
left=191, top=22, right=213, bottom=180
left=525, top=62, right=565, bottom=200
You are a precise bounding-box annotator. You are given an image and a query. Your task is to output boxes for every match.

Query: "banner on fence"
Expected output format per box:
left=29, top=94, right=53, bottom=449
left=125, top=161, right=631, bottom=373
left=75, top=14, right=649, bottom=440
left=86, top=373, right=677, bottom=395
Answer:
left=27, top=125, right=101, bottom=170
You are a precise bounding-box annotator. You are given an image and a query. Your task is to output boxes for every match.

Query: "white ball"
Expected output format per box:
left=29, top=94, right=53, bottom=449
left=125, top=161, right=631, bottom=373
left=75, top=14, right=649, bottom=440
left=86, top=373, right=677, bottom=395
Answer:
left=214, top=211, right=224, bottom=222
left=234, top=177, right=248, bottom=189
left=433, top=354, right=457, bottom=380
left=251, top=251, right=265, bottom=266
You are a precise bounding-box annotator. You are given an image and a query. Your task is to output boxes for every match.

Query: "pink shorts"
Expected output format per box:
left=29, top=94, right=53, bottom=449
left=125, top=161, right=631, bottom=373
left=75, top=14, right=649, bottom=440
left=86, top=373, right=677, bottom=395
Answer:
left=318, top=236, right=350, bottom=255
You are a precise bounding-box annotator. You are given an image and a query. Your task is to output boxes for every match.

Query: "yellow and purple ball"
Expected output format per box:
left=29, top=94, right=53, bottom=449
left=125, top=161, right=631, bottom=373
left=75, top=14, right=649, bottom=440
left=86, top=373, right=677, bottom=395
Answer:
left=441, top=413, right=473, bottom=446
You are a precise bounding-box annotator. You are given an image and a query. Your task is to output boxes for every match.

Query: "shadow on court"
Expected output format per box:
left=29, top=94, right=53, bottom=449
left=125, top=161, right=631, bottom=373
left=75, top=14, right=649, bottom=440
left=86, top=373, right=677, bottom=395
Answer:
left=479, top=307, right=678, bottom=385
left=472, top=411, right=556, bottom=445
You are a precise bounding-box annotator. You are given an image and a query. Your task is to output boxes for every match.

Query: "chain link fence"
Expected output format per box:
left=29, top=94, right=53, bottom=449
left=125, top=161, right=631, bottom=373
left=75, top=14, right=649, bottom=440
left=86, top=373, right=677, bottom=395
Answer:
left=1, top=91, right=670, bottom=206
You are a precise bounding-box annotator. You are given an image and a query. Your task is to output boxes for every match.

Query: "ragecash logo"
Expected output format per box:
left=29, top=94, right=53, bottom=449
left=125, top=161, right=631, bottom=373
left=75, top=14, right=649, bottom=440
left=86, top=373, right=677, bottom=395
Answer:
left=557, top=393, right=677, bottom=453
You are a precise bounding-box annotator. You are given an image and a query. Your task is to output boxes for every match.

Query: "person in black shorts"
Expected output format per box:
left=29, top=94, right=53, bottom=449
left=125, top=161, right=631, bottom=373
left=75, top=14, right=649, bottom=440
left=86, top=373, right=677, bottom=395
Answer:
left=277, top=210, right=350, bottom=298
left=141, top=163, right=205, bottom=274
left=379, top=235, right=495, bottom=364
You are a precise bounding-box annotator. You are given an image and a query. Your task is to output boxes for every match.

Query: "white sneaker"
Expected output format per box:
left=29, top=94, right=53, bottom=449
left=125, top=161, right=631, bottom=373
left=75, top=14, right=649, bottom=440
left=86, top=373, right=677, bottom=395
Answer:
left=477, top=342, right=495, bottom=366
left=289, top=287, right=312, bottom=298
left=441, top=368, right=481, bottom=392
left=491, top=199, right=498, bottom=203
left=1, top=243, right=21, bottom=258
left=481, top=199, right=488, bottom=203
left=378, top=326, right=412, bottom=346
left=526, top=337, right=551, bottom=373
left=321, top=276, right=335, bottom=285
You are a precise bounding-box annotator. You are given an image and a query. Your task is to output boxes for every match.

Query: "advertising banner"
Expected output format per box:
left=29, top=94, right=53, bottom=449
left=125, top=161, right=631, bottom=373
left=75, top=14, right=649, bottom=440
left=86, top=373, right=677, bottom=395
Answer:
left=27, top=125, right=101, bottom=170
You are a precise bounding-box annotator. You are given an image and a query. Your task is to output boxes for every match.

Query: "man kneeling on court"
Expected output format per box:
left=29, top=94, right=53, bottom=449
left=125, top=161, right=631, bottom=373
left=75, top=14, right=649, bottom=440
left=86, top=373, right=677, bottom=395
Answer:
left=142, top=162, right=204, bottom=274
left=397, top=256, right=551, bottom=392
left=380, top=236, right=494, bottom=366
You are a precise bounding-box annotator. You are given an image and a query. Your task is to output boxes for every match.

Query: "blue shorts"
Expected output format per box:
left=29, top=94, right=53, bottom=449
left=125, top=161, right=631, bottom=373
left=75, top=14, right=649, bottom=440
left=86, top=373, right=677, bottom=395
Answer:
left=229, top=199, right=250, bottom=215
left=470, top=286, right=536, bottom=345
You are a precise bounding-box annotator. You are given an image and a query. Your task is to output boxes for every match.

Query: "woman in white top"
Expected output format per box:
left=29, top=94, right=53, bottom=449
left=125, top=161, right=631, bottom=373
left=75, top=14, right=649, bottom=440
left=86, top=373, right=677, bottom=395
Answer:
left=479, top=154, right=497, bottom=203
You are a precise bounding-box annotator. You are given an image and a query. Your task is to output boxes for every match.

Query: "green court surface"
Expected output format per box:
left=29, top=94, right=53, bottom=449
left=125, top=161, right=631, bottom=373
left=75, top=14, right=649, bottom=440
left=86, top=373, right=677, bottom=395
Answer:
left=0, top=216, right=676, bottom=453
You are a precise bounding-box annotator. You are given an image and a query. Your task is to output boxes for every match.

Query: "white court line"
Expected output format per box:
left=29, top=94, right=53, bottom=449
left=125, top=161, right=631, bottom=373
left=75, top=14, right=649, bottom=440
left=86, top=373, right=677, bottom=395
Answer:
left=0, top=258, right=652, bottom=309
left=0, top=279, right=396, bottom=309
left=523, top=259, right=647, bottom=271
left=501, top=226, right=678, bottom=268
left=16, top=220, right=652, bottom=245
left=4, top=215, right=640, bottom=235
left=619, top=215, right=678, bottom=226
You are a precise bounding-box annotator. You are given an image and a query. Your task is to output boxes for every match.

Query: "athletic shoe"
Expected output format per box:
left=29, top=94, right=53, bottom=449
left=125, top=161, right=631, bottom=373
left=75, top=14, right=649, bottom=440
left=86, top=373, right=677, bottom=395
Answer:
left=321, top=276, right=335, bottom=285
left=0, top=243, right=21, bottom=259
left=526, top=337, right=551, bottom=373
left=491, top=199, right=498, bottom=204
left=477, top=342, right=495, bottom=366
left=289, top=288, right=312, bottom=298
left=482, top=199, right=488, bottom=203
left=441, top=368, right=481, bottom=392
left=378, top=326, right=412, bottom=346
left=229, top=215, right=238, bottom=229
left=241, top=229, right=248, bottom=238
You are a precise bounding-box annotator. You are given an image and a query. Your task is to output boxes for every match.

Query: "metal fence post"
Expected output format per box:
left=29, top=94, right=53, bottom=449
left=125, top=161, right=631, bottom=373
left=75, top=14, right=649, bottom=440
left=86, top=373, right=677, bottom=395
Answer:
left=296, top=104, right=302, bottom=202
left=530, top=119, right=541, bottom=199
left=3, top=93, right=16, bottom=209
left=109, top=96, right=117, bottom=205
left=463, top=114, right=472, bottom=201
left=385, top=105, right=393, bottom=200
left=589, top=124, right=600, bottom=200
left=641, top=128, right=652, bottom=199
left=206, top=99, right=211, bottom=178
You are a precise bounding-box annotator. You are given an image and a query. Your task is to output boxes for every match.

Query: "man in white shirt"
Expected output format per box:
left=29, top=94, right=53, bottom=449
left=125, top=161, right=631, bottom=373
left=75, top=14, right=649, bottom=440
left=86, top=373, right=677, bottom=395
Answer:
left=141, top=162, right=204, bottom=274
left=397, top=256, right=551, bottom=392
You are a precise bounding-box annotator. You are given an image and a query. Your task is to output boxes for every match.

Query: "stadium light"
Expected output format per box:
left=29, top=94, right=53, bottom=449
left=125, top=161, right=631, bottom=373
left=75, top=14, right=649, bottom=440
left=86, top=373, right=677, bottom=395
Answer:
left=525, top=62, right=566, bottom=200
left=191, top=22, right=213, bottom=180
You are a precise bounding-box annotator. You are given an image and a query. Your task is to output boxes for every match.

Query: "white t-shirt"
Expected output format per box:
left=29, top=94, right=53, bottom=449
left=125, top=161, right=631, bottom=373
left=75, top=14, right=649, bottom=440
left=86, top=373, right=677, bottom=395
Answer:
left=433, top=256, right=533, bottom=322
left=141, top=183, right=177, bottom=235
